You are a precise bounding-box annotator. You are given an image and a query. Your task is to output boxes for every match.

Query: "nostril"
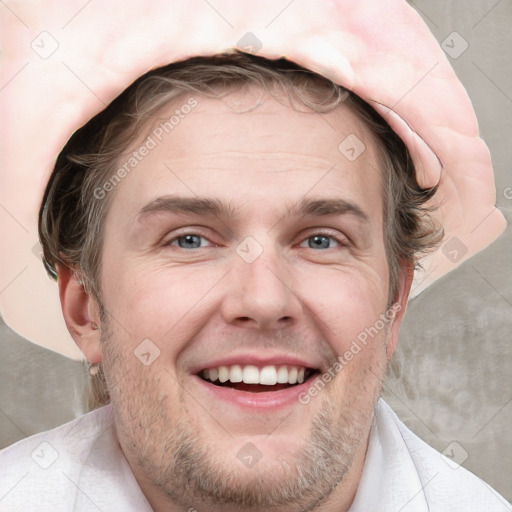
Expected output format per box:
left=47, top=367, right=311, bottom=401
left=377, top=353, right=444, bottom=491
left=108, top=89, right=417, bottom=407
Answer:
left=237, top=317, right=252, bottom=322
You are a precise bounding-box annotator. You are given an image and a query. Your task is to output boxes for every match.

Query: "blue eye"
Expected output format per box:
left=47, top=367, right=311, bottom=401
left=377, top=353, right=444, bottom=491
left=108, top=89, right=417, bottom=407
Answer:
left=301, top=234, right=339, bottom=249
left=171, top=234, right=206, bottom=249
left=168, top=233, right=341, bottom=250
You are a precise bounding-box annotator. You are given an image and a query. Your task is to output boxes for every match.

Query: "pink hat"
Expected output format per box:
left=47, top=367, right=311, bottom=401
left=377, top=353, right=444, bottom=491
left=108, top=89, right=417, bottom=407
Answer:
left=0, top=0, right=505, bottom=359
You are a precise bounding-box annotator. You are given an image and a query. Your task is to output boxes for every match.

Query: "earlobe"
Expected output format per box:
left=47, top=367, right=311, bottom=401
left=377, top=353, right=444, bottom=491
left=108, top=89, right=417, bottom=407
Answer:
left=386, top=261, right=414, bottom=360
left=56, top=263, right=102, bottom=364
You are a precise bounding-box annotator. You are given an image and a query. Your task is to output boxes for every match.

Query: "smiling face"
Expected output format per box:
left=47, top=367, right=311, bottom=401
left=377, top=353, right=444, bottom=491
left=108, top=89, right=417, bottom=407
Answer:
left=73, top=88, right=410, bottom=511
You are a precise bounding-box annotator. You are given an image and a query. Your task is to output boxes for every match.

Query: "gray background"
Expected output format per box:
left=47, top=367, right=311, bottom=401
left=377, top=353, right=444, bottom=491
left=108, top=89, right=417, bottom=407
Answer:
left=1, top=0, right=511, bottom=503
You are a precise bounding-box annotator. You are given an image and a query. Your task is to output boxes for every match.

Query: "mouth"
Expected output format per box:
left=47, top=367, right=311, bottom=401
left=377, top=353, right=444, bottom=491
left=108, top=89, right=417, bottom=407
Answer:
left=198, top=364, right=320, bottom=393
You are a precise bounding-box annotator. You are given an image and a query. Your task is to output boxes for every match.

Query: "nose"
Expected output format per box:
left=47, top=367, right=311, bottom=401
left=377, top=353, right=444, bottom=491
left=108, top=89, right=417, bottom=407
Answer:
left=220, top=245, right=303, bottom=331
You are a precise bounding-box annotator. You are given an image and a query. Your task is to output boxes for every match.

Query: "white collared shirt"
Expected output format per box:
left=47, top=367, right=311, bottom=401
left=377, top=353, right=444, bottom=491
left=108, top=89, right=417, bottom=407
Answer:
left=0, top=399, right=509, bottom=511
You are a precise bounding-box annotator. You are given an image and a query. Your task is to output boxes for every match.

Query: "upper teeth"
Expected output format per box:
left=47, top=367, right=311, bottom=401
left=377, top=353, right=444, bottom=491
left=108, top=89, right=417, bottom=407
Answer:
left=201, top=365, right=307, bottom=385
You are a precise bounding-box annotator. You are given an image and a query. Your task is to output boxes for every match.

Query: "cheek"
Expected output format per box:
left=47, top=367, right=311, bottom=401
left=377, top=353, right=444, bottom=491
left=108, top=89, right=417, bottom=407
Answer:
left=297, top=263, right=389, bottom=345
left=100, top=255, right=225, bottom=346
left=299, top=268, right=390, bottom=391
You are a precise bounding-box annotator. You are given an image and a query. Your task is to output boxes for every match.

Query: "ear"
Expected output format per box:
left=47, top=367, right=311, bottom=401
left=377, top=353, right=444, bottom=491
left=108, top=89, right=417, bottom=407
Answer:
left=385, top=260, right=414, bottom=360
left=56, top=263, right=103, bottom=364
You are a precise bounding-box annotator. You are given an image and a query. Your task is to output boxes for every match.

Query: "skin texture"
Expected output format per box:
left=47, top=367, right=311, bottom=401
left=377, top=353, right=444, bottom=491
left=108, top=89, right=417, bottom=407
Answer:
left=58, top=88, right=412, bottom=512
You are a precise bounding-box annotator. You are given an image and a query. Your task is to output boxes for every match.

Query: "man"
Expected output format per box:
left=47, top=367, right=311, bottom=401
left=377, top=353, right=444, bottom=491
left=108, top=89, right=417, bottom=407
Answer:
left=0, top=1, right=509, bottom=511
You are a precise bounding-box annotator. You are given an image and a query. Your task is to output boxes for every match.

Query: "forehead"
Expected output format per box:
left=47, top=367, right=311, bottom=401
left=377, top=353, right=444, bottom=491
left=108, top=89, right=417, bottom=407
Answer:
left=106, top=88, right=384, bottom=227
left=143, top=87, right=377, bottom=160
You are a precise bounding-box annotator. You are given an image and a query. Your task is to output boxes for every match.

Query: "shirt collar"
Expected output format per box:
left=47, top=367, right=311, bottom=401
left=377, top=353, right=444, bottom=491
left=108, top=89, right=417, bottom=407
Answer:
left=349, top=399, right=430, bottom=512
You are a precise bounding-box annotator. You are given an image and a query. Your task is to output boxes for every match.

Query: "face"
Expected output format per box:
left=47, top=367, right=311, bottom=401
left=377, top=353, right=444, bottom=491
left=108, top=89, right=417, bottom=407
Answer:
left=90, top=89, right=408, bottom=511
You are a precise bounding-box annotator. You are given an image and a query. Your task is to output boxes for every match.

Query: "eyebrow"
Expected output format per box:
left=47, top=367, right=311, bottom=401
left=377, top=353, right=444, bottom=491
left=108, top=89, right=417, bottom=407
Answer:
left=137, top=196, right=237, bottom=220
left=287, top=197, right=369, bottom=223
left=137, top=195, right=369, bottom=224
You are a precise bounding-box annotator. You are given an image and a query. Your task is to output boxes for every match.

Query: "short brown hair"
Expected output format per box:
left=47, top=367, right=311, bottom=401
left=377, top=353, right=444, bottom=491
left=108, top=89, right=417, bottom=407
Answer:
left=39, top=51, right=442, bottom=310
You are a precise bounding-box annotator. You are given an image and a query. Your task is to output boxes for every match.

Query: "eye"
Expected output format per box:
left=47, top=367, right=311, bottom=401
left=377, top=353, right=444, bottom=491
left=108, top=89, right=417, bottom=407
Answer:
left=300, top=234, right=340, bottom=250
left=169, top=234, right=211, bottom=249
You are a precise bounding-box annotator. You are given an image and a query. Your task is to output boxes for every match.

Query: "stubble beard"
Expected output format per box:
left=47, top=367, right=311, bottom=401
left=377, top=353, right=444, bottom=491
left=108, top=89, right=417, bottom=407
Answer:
left=99, top=318, right=382, bottom=511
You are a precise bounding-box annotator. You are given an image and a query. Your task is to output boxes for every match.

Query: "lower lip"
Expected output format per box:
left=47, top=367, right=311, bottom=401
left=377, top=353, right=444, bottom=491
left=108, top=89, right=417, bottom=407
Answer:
left=192, top=375, right=317, bottom=411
